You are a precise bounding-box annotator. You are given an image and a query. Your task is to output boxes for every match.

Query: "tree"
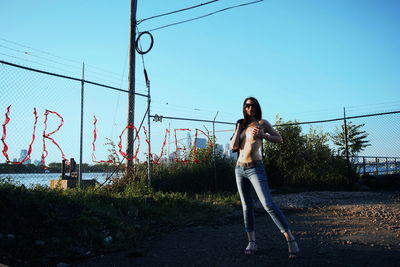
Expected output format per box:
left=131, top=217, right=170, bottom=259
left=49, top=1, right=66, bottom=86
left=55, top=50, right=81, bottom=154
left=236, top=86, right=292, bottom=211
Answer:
left=263, top=116, right=307, bottom=186
left=331, top=122, right=371, bottom=156
left=263, top=116, right=350, bottom=187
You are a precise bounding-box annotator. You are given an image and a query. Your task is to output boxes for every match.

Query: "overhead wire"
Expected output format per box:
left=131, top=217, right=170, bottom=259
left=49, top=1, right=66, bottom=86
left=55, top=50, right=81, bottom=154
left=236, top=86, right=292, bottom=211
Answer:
left=151, top=110, right=207, bottom=120
left=0, top=52, right=81, bottom=77
left=347, top=99, right=400, bottom=109
left=145, top=0, right=264, bottom=32
left=278, top=99, right=400, bottom=122
left=84, top=66, right=126, bottom=80
left=151, top=100, right=238, bottom=117
left=137, top=0, right=220, bottom=24
left=151, top=107, right=236, bottom=123
left=0, top=37, right=126, bottom=81
left=151, top=104, right=225, bottom=119
left=346, top=107, right=400, bottom=118
left=0, top=59, right=149, bottom=95
left=0, top=44, right=80, bottom=71
left=0, top=37, right=82, bottom=65
left=0, top=42, right=126, bottom=83
left=151, top=104, right=215, bottom=115
left=109, top=45, right=130, bottom=138
left=0, top=49, right=144, bottom=91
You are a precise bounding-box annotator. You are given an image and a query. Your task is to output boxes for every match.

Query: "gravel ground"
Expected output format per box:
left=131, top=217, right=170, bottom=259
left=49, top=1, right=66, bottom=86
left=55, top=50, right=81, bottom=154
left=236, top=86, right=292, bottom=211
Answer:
left=72, top=191, right=400, bottom=267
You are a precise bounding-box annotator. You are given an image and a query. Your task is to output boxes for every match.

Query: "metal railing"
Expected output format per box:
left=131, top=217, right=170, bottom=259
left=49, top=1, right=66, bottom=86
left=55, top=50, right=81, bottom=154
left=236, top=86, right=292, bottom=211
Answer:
left=351, top=156, right=400, bottom=175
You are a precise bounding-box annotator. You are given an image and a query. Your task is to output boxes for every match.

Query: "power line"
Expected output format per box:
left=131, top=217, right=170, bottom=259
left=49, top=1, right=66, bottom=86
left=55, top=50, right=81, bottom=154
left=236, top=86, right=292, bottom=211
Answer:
left=0, top=48, right=145, bottom=89
left=152, top=110, right=400, bottom=127
left=0, top=50, right=130, bottom=88
left=151, top=107, right=237, bottom=123
left=0, top=52, right=81, bottom=77
left=0, top=37, right=82, bottom=65
left=150, top=114, right=235, bottom=125
left=146, top=0, right=264, bottom=32
left=346, top=107, right=400, bottom=117
left=109, top=45, right=130, bottom=138
left=0, top=37, right=125, bottom=79
left=151, top=104, right=229, bottom=120
left=137, top=0, right=220, bottom=24
left=347, top=101, right=400, bottom=111
left=0, top=59, right=148, bottom=96
left=0, top=42, right=125, bottom=81
left=152, top=100, right=238, bottom=117
left=0, top=43, right=80, bottom=71
left=276, top=110, right=400, bottom=127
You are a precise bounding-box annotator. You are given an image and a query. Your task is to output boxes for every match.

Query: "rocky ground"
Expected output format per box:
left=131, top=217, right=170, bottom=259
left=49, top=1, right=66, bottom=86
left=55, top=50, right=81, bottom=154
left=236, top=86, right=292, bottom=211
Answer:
left=72, top=191, right=400, bottom=267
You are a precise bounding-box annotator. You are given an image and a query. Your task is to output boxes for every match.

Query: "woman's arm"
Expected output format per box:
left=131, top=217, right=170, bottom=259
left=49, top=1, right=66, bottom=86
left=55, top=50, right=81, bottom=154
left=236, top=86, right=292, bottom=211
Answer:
left=230, top=121, right=242, bottom=150
left=260, top=120, right=283, bottom=143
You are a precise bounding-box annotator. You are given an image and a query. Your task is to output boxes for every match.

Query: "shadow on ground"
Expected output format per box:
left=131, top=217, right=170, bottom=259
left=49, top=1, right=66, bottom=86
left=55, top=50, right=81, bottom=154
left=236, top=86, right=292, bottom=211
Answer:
left=72, top=191, right=400, bottom=267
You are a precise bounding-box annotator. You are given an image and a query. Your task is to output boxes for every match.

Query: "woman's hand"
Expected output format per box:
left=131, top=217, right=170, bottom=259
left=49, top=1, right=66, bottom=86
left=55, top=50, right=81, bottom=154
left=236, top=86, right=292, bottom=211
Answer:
left=251, top=125, right=265, bottom=139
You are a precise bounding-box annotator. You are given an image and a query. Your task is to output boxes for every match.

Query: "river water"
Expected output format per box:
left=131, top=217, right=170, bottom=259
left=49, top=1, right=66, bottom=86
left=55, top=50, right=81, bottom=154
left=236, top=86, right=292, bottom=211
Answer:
left=0, top=172, right=122, bottom=187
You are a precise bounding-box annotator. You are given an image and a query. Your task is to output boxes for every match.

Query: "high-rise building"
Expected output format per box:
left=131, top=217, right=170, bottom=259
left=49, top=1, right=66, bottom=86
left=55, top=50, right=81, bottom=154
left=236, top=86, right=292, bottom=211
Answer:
left=195, top=138, right=207, bottom=149
left=215, top=144, right=223, bottom=153
left=223, top=143, right=237, bottom=160
left=186, top=132, right=192, bottom=150
left=17, top=149, right=31, bottom=164
left=169, top=150, right=181, bottom=162
left=184, top=132, right=192, bottom=159
left=19, top=149, right=27, bottom=162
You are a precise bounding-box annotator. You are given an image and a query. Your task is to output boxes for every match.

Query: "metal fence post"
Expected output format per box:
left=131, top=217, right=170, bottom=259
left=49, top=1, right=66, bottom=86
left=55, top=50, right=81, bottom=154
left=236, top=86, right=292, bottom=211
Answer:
left=363, top=156, right=366, bottom=175
left=386, top=157, right=388, bottom=174
left=343, top=107, right=350, bottom=184
left=212, top=112, right=218, bottom=191
left=146, top=70, right=151, bottom=188
left=78, top=63, right=85, bottom=188
left=375, top=157, right=379, bottom=175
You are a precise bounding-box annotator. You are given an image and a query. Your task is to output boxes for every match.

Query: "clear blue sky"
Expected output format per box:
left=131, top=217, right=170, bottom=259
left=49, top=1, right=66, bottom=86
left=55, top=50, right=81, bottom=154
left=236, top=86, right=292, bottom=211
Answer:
left=1, top=0, right=400, bottom=164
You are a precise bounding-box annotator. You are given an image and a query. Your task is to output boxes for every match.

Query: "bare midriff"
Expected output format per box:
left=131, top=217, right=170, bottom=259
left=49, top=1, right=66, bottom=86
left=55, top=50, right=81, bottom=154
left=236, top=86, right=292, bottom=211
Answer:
left=238, top=121, right=263, bottom=162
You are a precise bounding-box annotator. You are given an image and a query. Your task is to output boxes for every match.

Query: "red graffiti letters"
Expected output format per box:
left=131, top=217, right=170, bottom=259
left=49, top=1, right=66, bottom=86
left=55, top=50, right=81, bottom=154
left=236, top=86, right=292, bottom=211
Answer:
left=41, top=109, right=67, bottom=166
left=118, top=123, right=140, bottom=161
left=1, top=106, right=214, bottom=164
left=1, top=105, right=39, bottom=164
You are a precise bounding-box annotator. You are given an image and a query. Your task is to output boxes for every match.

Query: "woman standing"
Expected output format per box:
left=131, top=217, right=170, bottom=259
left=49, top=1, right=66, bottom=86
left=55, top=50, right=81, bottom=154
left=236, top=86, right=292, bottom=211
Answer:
left=230, top=97, right=299, bottom=258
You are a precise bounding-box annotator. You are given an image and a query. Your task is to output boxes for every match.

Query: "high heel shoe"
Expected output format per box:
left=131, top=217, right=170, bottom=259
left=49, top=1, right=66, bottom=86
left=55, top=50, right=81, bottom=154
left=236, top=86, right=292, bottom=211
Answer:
left=287, top=239, right=299, bottom=259
left=244, top=240, right=258, bottom=255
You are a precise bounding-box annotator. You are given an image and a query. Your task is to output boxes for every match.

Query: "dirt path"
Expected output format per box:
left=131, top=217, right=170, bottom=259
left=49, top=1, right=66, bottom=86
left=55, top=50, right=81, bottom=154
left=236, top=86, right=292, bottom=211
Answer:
left=72, top=191, right=400, bottom=267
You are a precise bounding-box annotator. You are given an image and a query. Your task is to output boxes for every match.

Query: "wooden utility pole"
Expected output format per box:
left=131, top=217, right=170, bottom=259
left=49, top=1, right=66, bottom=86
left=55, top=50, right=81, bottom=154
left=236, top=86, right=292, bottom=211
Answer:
left=343, top=107, right=350, bottom=183
left=126, top=0, right=138, bottom=176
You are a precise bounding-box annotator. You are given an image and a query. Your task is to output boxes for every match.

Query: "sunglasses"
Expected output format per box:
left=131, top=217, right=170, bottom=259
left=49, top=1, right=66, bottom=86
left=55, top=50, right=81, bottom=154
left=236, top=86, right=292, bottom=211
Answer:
left=244, top=103, right=257, bottom=109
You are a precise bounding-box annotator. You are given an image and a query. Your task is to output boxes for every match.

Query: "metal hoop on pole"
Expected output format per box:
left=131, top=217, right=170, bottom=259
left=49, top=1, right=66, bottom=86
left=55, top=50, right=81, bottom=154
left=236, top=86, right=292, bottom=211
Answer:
left=135, top=31, right=154, bottom=55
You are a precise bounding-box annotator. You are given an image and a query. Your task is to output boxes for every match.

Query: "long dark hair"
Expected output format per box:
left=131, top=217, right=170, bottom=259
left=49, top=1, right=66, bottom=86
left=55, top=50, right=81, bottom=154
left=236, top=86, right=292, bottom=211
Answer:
left=242, top=97, right=262, bottom=127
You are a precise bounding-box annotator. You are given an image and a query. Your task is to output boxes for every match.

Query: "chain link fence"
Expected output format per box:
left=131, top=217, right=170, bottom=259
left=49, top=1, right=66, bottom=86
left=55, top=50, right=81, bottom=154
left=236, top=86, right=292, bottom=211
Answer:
left=0, top=60, right=133, bottom=187
left=1, top=59, right=399, bottom=189
left=268, top=111, right=400, bottom=187
left=347, top=112, right=400, bottom=175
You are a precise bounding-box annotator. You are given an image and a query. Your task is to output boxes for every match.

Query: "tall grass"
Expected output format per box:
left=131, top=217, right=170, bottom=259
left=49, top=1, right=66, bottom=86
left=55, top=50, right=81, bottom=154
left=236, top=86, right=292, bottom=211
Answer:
left=112, top=155, right=238, bottom=194
left=0, top=180, right=238, bottom=266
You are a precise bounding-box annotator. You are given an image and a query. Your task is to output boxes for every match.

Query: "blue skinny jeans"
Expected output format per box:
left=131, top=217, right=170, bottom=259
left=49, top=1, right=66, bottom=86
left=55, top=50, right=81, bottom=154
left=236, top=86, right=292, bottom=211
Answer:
left=235, top=160, right=290, bottom=233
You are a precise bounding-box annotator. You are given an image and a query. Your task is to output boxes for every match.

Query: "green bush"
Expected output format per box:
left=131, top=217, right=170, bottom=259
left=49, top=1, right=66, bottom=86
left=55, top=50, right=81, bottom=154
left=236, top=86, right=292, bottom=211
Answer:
left=114, top=156, right=237, bottom=194
left=264, top=117, right=354, bottom=188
